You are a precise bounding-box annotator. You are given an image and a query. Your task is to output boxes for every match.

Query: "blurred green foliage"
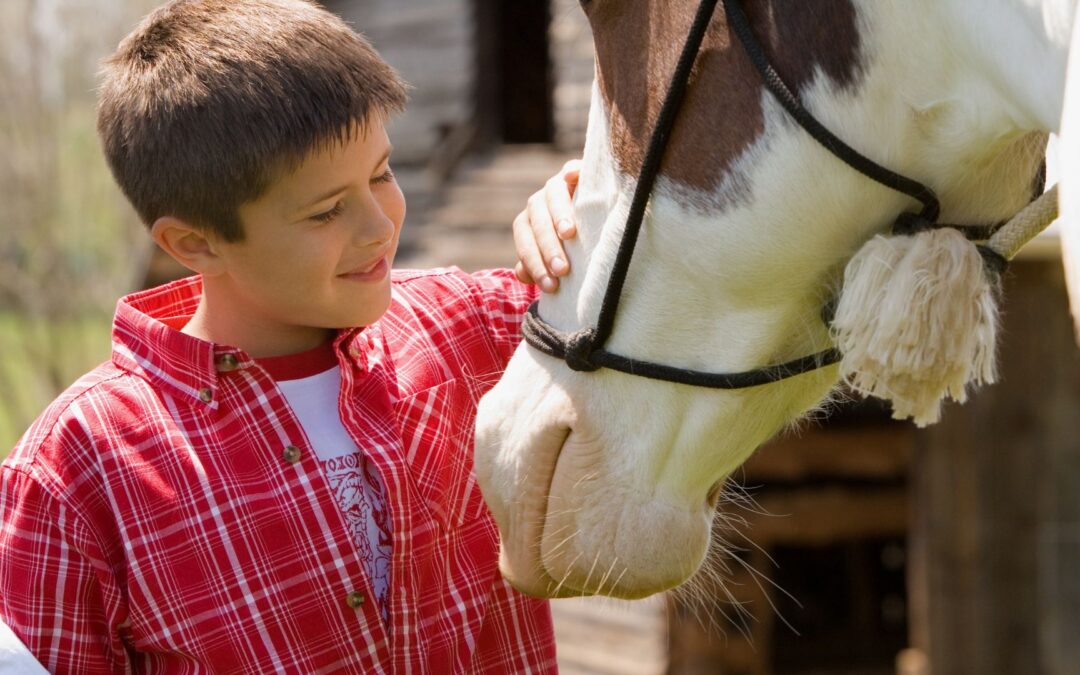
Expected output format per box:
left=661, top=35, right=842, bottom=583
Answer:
left=0, top=0, right=157, bottom=457
left=0, top=313, right=112, bottom=455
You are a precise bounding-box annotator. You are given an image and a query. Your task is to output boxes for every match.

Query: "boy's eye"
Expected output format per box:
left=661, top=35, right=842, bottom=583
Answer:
left=372, top=168, right=395, bottom=185
left=311, top=201, right=345, bottom=223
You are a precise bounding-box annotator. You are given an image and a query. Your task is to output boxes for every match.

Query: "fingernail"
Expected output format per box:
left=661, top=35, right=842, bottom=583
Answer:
left=557, top=220, right=574, bottom=237
left=540, top=276, right=557, bottom=293
left=550, top=257, right=568, bottom=275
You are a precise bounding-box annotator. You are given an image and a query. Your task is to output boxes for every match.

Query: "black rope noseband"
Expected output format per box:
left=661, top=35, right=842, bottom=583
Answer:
left=522, top=0, right=973, bottom=388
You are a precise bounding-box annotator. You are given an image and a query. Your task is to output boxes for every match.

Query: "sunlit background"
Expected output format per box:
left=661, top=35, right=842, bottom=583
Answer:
left=0, top=1, right=156, bottom=451
left=3, top=2, right=1078, bottom=675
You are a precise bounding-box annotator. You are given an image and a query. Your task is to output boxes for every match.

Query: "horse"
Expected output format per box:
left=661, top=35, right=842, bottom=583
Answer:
left=474, top=0, right=1079, bottom=600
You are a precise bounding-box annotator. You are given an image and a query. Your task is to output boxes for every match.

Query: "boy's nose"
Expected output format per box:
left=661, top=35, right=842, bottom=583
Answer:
left=352, top=201, right=396, bottom=248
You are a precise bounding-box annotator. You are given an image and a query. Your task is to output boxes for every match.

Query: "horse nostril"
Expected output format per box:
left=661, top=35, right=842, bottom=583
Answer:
left=706, top=480, right=725, bottom=509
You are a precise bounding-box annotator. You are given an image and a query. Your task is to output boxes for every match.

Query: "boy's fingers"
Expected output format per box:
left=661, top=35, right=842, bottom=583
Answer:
left=561, top=159, right=583, bottom=199
left=540, top=176, right=574, bottom=252
left=554, top=162, right=580, bottom=237
left=514, top=209, right=558, bottom=292
left=514, top=261, right=531, bottom=285
left=528, top=190, right=570, bottom=279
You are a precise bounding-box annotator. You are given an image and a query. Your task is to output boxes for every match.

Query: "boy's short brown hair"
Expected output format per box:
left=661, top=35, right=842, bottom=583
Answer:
left=98, top=0, right=408, bottom=241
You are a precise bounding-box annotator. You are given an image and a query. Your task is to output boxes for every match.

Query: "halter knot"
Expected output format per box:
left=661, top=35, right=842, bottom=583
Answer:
left=976, top=244, right=1008, bottom=278
left=564, top=328, right=601, bottom=372
left=892, top=212, right=937, bottom=236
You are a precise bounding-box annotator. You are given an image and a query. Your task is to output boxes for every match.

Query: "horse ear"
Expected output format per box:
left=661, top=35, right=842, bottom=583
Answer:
left=1058, top=12, right=1080, bottom=346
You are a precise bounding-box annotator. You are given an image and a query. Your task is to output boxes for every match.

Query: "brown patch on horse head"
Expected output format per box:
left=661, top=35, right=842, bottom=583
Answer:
left=585, top=0, right=863, bottom=199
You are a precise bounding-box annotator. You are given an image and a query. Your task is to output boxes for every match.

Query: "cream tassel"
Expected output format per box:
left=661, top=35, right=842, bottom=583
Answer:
left=832, top=186, right=1059, bottom=427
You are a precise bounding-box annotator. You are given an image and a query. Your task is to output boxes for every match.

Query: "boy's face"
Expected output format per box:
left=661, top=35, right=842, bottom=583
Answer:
left=211, top=120, right=405, bottom=340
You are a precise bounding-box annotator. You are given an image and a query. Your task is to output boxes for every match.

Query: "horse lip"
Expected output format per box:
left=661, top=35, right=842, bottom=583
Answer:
left=496, top=425, right=593, bottom=599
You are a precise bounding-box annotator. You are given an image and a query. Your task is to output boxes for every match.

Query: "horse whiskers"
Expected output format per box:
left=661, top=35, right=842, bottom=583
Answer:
left=712, top=510, right=750, bottom=532
left=534, top=501, right=584, bottom=522
left=594, top=556, right=620, bottom=596
left=674, top=547, right=756, bottom=643
left=579, top=550, right=603, bottom=596
left=543, top=527, right=579, bottom=558
left=606, top=565, right=630, bottom=598
left=718, top=482, right=775, bottom=519
left=711, top=519, right=785, bottom=574
left=549, top=551, right=585, bottom=597
left=673, top=486, right=803, bottom=639
left=674, top=575, right=753, bottom=644
left=718, top=496, right=762, bottom=519
left=726, top=550, right=801, bottom=636
left=735, top=532, right=782, bottom=572
left=611, top=566, right=631, bottom=598
left=670, top=505, right=802, bottom=647
left=571, top=470, right=600, bottom=490
left=713, top=487, right=793, bottom=574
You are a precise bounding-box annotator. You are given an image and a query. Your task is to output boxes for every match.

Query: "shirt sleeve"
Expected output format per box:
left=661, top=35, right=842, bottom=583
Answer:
left=467, top=269, right=542, bottom=364
left=0, top=464, right=128, bottom=675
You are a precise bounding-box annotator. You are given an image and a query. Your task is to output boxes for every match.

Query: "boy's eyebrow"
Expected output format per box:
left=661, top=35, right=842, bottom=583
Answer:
left=299, top=147, right=393, bottom=211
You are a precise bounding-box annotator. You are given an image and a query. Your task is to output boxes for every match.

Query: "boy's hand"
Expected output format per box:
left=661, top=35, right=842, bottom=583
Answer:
left=514, top=159, right=581, bottom=293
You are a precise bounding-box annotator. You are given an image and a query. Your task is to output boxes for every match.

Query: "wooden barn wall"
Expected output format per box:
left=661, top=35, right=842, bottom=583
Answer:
left=913, top=258, right=1080, bottom=675
left=322, top=0, right=474, bottom=166
left=323, top=0, right=594, bottom=166
left=551, top=0, right=594, bottom=152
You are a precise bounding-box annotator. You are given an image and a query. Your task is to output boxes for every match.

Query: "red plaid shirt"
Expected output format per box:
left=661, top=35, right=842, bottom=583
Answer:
left=0, top=270, right=553, bottom=674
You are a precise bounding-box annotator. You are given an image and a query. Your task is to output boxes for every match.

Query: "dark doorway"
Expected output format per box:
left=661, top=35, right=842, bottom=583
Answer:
left=771, top=538, right=909, bottom=674
left=474, top=0, right=554, bottom=144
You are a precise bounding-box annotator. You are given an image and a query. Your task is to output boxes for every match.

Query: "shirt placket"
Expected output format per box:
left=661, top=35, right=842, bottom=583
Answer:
left=212, top=347, right=394, bottom=671
left=339, top=330, right=434, bottom=672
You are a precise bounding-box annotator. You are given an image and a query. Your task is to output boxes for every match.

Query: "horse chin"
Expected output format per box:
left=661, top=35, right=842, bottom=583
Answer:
left=482, top=416, right=714, bottom=599
left=496, top=484, right=713, bottom=600
left=540, top=484, right=712, bottom=599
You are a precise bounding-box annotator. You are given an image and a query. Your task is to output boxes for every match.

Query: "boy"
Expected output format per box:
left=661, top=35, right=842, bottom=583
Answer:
left=0, top=0, right=578, bottom=672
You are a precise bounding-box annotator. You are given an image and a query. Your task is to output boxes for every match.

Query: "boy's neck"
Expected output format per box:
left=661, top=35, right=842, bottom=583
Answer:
left=182, top=280, right=335, bottom=359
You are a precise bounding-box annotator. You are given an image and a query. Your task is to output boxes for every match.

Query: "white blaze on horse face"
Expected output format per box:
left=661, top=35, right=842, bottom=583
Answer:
left=476, top=82, right=846, bottom=599
left=475, top=0, right=1072, bottom=600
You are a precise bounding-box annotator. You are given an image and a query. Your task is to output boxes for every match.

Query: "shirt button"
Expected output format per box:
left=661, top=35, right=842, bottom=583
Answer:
left=215, top=354, right=239, bottom=372
left=345, top=591, right=366, bottom=609
left=282, top=445, right=302, bottom=463
left=198, top=388, right=213, bottom=403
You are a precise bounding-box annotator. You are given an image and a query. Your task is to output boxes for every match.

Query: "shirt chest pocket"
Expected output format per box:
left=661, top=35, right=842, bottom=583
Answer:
left=392, top=379, right=489, bottom=529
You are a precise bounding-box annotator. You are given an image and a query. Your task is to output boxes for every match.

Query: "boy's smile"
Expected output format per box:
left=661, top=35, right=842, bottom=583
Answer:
left=169, top=120, right=406, bottom=357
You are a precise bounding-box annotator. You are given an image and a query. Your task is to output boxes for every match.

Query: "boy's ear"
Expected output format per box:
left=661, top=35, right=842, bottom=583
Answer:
left=151, top=217, right=227, bottom=276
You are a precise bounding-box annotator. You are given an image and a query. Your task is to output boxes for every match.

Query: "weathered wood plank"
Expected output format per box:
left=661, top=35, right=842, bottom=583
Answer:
left=748, top=425, right=912, bottom=482
left=913, top=259, right=1080, bottom=675
left=746, top=487, right=908, bottom=547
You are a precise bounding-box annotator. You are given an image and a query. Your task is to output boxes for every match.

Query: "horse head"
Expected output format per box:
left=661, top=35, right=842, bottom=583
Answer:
left=475, top=0, right=1075, bottom=599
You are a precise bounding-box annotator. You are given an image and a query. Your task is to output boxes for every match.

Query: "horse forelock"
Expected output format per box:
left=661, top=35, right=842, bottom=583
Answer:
left=588, top=0, right=864, bottom=204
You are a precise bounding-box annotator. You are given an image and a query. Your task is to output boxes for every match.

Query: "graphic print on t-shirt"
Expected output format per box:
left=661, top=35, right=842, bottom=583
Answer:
left=322, top=451, right=394, bottom=619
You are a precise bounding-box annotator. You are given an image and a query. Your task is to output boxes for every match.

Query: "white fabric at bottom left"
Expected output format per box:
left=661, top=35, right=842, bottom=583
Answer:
left=0, top=617, right=48, bottom=674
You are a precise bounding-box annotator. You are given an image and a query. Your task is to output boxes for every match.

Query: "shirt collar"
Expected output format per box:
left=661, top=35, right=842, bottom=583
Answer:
left=111, top=276, right=230, bottom=409
left=110, top=276, right=373, bottom=409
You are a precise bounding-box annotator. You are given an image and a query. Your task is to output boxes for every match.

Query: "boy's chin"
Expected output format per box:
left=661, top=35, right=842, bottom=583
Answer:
left=336, top=282, right=392, bottom=328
